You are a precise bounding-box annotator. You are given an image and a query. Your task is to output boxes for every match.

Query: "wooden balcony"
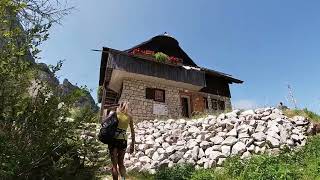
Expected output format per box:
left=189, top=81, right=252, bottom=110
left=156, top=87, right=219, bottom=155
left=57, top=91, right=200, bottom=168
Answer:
left=103, top=49, right=206, bottom=89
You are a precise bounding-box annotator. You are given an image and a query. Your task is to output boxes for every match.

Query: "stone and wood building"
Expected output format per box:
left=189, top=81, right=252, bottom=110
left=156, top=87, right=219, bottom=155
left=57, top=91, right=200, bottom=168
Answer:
left=98, top=34, right=243, bottom=121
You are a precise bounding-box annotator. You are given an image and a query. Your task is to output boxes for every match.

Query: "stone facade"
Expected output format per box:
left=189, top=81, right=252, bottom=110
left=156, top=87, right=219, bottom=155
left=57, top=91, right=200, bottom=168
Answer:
left=207, top=94, right=232, bottom=113
left=118, top=78, right=231, bottom=121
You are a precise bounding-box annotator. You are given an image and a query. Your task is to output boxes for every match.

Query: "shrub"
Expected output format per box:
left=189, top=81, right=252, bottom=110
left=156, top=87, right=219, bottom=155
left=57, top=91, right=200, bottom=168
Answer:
left=283, top=108, right=320, bottom=123
left=127, top=170, right=154, bottom=180
left=154, top=52, right=169, bottom=63
left=0, top=1, right=102, bottom=179
left=220, top=136, right=320, bottom=180
left=190, top=169, right=231, bottom=180
left=154, top=164, right=195, bottom=180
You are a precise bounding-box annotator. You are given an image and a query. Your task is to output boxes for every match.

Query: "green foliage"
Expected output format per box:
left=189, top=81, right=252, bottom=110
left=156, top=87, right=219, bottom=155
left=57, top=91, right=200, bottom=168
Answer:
left=154, top=164, right=195, bottom=180
left=302, top=108, right=320, bottom=122
left=0, top=1, right=102, bottom=179
left=154, top=52, right=169, bottom=63
left=127, top=170, right=154, bottom=180
left=190, top=169, right=231, bottom=180
left=284, top=108, right=320, bottom=123
left=221, top=136, right=320, bottom=180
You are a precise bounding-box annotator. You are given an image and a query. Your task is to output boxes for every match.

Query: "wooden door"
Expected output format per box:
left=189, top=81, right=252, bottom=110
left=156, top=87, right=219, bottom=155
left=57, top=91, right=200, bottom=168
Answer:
left=181, top=97, right=190, bottom=118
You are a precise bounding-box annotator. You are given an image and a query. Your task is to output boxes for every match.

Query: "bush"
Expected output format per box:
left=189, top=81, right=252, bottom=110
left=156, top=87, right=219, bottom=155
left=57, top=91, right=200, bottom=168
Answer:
left=154, top=164, right=195, bottom=180
left=190, top=169, right=231, bottom=180
left=0, top=1, right=102, bottom=179
left=221, top=136, right=320, bottom=180
left=154, top=52, right=169, bottom=63
left=283, top=108, right=320, bottom=123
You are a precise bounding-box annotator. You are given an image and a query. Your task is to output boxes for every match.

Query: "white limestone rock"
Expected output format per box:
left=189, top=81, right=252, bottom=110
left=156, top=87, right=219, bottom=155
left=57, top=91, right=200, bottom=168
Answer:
left=145, top=148, right=155, bottom=156
left=162, top=142, right=170, bottom=149
left=252, top=132, right=266, bottom=141
left=266, top=136, right=280, bottom=148
left=222, top=136, right=238, bottom=146
left=192, top=146, right=200, bottom=160
left=226, top=128, right=238, bottom=137
left=166, top=145, right=176, bottom=154
left=231, top=141, right=246, bottom=155
left=188, top=126, right=200, bottom=133
left=208, top=151, right=225, bottom=161
left=139, top=156, right=151, bottom=163
left=210, top=136, right=224, bottom=145
left=212, top=145, right=222, bottom=151
left=241, top=110, right=255, bottom=116
left=247, top=144, right=255, bottom=152
left=241, top=151, right=251, bottom=159
left=123, top=107, right=311, bottom=171
left=205, top=147, right=213, bottom=156
left=198, top=148, right=205, bottom=159
left=221, top=145, right=231, bottom=157
left=217, top=158, right=226, bottom=166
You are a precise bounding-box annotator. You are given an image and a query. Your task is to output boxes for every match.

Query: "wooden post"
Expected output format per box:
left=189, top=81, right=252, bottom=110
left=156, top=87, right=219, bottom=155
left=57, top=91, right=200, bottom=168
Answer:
left=99, top=56, right=109, bottom=122
left=99, top=85, right=107, bottom=122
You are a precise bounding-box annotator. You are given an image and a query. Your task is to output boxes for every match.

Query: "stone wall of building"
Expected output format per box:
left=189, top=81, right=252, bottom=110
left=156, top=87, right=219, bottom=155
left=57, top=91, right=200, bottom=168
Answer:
left=207, top=94, right=232, bottom=113
left=118, top=78, right=232, bottom=121
left=119, top=78, right=181, bottom=122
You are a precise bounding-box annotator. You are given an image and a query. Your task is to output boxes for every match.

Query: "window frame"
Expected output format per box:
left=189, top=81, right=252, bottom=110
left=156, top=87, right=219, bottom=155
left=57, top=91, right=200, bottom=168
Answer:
left=154, top=88, right=165, bottom=102
left=203, top=97, right=209, bottom=109
left=145, top=87, right=165, bottom=103
left=218, top=100, right=225, bottom=110
left=211, top=99, right=218, bottom=110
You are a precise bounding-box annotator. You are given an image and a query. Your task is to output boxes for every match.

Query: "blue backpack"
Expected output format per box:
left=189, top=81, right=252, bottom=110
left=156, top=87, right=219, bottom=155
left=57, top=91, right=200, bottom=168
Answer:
left=98, top=112, right=119, bottom=144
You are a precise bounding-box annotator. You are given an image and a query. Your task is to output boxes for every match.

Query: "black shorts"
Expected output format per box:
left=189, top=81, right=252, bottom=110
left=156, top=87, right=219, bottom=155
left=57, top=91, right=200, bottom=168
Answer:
left=108, top=138, right=127, bottom=150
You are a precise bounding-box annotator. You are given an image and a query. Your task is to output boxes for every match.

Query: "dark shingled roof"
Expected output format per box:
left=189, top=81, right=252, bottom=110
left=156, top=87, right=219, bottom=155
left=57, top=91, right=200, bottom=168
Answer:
left=125, top=34, right=198, bottom=67
left=99, top=34, right=243, bottom=86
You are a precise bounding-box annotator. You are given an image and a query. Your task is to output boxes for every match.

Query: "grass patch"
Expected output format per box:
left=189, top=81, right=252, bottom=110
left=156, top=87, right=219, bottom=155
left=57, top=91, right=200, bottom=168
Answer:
left=222, top=135, right=320, bottom=180
left=190, top=168, right=231, bottom=180
left=284, top=108, right=320, bottom=123
left=127, top=170, right=154, bottom=180
left=154, top=164, right=195, bottom=180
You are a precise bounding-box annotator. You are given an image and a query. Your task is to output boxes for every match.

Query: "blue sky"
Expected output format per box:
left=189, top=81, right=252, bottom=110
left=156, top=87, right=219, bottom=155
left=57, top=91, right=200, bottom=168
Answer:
left=40, top=0, right=320, bottom=112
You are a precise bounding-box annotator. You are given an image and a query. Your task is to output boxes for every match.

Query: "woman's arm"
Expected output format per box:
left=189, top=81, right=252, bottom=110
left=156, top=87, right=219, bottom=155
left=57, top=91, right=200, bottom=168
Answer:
left=129, top=116, right=135, bottom=154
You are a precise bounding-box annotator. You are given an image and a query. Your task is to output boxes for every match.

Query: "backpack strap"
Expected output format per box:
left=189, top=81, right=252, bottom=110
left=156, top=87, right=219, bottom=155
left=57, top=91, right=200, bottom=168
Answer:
left=116, top=128, right=127, bottom=139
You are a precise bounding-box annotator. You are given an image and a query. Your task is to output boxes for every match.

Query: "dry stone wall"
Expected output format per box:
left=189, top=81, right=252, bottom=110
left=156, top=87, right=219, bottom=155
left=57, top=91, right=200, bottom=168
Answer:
left=124, top=107, right=313, bottom=174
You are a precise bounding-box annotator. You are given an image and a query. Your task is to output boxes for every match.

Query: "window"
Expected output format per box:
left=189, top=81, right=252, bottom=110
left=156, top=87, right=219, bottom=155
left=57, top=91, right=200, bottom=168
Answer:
left=218, top=100, right=225, bottom=110
left=203, top=97, right=209, bottom=109
left=212, top=99, right=225, bottom=111
left=154, top=89, right=165, bottom=102
left=145, top=88, right=165, bottom=102
left=211, top=99, right=218, bottom=110
left=146, top=88, right=154, bottom=100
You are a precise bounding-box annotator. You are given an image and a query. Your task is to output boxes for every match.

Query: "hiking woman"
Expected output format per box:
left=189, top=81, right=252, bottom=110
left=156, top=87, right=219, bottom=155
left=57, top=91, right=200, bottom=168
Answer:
left=109, top=102, right=135, bottom=180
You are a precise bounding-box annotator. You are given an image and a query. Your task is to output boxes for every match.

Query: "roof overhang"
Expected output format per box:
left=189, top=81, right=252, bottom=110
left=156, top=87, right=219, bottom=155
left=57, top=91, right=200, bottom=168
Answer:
left=201, top=67, right=243, bottom=84
left=99, top=47, right=206, bottom=87
left=99, top=47, right=244, bottom=88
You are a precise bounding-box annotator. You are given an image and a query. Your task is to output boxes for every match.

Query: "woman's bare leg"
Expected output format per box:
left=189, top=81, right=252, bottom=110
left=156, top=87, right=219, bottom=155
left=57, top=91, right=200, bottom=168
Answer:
left=110, top=148, right=119, bottom=180
left=118, top=149, right=126, bottom=179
